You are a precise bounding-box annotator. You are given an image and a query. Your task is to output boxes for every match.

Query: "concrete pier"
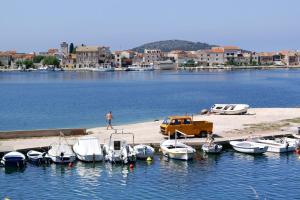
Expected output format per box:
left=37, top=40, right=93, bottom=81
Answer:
left=0, top=108, right=300, bottom=153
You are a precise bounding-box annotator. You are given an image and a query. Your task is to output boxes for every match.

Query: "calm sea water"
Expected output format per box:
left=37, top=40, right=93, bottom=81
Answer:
left=1, top=151, right=300, bottom=199
left=0, top=69, right=300, bottom=131
left=1, top=70, right=300, bottom=199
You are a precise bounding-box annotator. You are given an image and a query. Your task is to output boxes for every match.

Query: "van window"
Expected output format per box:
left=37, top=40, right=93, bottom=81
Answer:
left=171, top=119, right=180, bottom=125
left=162, top=118, right=170, bottom=124
left=183, top=119, right=191, bottom=124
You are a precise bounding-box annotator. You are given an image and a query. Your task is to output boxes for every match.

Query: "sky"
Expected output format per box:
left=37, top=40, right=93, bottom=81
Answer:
left=1, top=0, right=300, bottom=53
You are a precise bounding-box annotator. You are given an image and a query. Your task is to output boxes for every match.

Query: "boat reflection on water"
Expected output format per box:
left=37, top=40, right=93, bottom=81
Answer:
left=75, top=162, right=102, bottom=183
left=2, top=166, right=26, bottom=174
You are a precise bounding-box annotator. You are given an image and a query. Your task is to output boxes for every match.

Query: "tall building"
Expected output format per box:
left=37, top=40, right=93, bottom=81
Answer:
left=60, top=42, right=69, bottom=56
left=76, top=46, right=112, bottom=68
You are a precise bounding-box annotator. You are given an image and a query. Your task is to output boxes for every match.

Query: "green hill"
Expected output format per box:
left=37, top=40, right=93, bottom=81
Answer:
left=131, top=39, right=216, bottom=53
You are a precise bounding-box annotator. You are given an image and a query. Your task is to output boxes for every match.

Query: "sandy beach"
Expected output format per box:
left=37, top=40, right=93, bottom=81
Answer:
left=0, top=108, right=300, bottom=152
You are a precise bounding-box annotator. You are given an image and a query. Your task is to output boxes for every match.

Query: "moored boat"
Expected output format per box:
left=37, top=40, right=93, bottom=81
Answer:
left=202, top=143, right=223, bottom=154
left=133, top=144, right=155, bottom=159
left=252, top=138, right=296, bottom=153
left=73, top=136, right=103, bottom=162
left=230, top=141, right=268, bottom=154
left=160, top=140, right=196, bottom=160
left=211, top=104, right=249, bottom=115
left=1, top=151, right=26, bottom=168
left=103, top=130, right=136, bottom=164
left=27, top=150, right=50, bottom=164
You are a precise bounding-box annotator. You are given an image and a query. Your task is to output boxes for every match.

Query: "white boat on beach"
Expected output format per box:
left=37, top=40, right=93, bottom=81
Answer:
left=211, top=104, right=249, bottom=115
left=103, top=130, right=136, bottom=164
left=230, top=141, right=268, bottom=154
left=202, top=143, right=223, bottom=154
left=133, top=144, right=155, bottom=159
left=1, top=151, right=26, bottom=168
left=73, top=136, right=104, bottom=162
left=160, top=139, right=196, bottom=160
left=47, top=137, right=76, bottom=164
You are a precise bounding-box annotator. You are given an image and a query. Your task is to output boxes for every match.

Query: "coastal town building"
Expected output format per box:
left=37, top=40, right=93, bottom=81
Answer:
left=143, top=49, right=162, bottom=64
left=75, top=46, right=112, bottom=68
left=113, top=50, right=135, bottom=68
left=60, top=42, right=69, bottom=57
left=0, top=52, right=12, bottom=67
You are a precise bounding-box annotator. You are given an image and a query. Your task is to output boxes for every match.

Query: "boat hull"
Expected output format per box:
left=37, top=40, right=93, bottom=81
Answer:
left=230, top=141, right=268, bottom=154
left=76, top=154, right=103, bottom=162
left=161, top=149, right=194, bottom=160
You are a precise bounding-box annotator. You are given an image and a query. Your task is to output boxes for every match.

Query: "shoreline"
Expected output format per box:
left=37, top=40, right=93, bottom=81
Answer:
left=1, top=65, right=300, bottom=72
left=1, top=108, right=299, bottom=153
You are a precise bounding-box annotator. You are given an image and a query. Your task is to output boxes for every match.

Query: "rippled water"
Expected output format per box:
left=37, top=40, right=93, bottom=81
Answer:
left=1, top=151, right=300, bottom=199
left=0, top=69, right=300, bottom=131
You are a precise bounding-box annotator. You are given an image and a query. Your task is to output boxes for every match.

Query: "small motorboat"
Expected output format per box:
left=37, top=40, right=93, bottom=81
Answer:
left=73, top=136, right=103, bottom=162
left=252, top=138, right=296, bottom=153
left=202, top=143, right=223, bottom=154
left=133, top=144, right=155, bottom=159
left=47, top=137, right=76, bottom=164
left=211, top=104, right=249, bottom=115
left=103, top=130, right=136, bottom=164
left=230, top=141, right=268, bottom=154
left=1, top=151, right=26, bottom=168
left=27, top=150, right=50, bottom=164
left=160, top=140, right=196, bottom=160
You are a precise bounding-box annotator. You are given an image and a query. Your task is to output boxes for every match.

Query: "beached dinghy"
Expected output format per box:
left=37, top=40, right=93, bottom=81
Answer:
left=211, top=104, right=249, bottom=115
left=27, top=150, right=50, bottom=164
left=73, top=136, right=103, bottom=162
left=202, top=143, right=223, bottom=153
left=133, top=144, right=155, bottom=159
left=230, top=141, right=268, bottom=154
left=1, top=151, right=26, bottom=168
left=160, top=140, right=196, bottom=160
left=103, top=130, right=136, bottom=164
left=47, top=136, right=76, bottom=164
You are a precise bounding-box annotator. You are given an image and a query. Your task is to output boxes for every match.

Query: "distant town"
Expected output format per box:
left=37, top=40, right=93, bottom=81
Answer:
left=0, top=41, right=300, bottom=71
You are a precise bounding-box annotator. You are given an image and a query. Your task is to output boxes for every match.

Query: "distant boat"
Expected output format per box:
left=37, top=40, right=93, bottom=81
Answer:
left=73, top=136, right=104, bottom=162
left=103, top=130, right=136, bottom=164
left=155, top=60, right=177, bottom=70
left=27, top=150, right=50, bottom=164
left=230, top=141, right=268, bottom=154
left=211, top=104, right=250, bottom=115
left=128, top=63, right=154, bottom=71
left=91, top=64, right=115, bottom=72
left=133, top=144, right=155, bottom=159
left=202, top=143, right=223, bottom=154
left=1, top=151, right=26, bottom=168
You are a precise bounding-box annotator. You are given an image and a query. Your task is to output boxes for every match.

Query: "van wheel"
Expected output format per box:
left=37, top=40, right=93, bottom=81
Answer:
left=199, top=131, right=207, bottom=138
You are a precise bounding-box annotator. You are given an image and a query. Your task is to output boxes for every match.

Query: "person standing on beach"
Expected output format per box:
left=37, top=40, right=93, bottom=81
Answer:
left=106, top=111, right=113, bottom=130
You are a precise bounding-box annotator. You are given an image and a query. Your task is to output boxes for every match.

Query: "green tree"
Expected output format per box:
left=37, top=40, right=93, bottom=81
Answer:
left=69, top=43, right=74, bottom=54
left=184, top=59, right=195, bottom=67
left=43, top=56, right=60, bottom=66
left=33, top=55, right=45, bottom=63
left=23, top=59, right=34, bottom=69
left=16, top=60, right=23, bottom=67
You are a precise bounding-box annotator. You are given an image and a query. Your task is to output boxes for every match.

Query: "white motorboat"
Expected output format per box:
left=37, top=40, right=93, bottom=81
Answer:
left=27, top=150, right=50, bottom=164
left=277, top=137, right=300, bottom=148
left=230, top=141, right=268, bottom=154
left=91, top=64, right=115, bottom=72
left=128, top=63, right=154, bottom=71
left=160, top=139, right=196, bottom=160
left=1, top=151, right=26, bottom=168
left=202, top=143, right=223, bottom=153
left=252, top=138, right=296, bottom=153
left=211, top=104, right=249, bottom=115
left=47, top=137, right=76, bottom=164
left=73, top=136, right=103, bottom=162
left=103, top=130, right=136, bottom=164
left=133, top=144, right=155, bottom=159
left=155, top=60, right=177, bottom=70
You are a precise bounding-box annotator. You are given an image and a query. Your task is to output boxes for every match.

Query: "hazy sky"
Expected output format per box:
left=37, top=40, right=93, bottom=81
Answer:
left=1, top=0, right=299, bottom=52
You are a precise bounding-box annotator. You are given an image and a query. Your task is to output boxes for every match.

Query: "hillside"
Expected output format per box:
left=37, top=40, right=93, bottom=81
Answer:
left=131, top=39, right=216, bottom=53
